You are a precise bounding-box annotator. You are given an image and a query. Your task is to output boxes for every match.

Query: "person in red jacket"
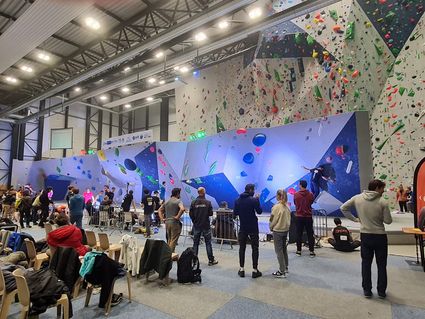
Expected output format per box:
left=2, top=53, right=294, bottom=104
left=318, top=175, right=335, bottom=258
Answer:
left=293, top=180, right=316, bottom=257
left=47, top=213, right=90, bottom=256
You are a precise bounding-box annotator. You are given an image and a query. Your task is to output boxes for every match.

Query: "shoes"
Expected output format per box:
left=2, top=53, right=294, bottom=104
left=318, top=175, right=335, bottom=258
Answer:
left=363, top=290, right=373, bottom=298
left=110, top=293, right=123, bottom=307
left=378, top=292, right=386, bottom=299
left=285, top=267, right=289, bottom=273
left=208, top=259, right=218, bottom=266
left=296, top=251, right=301, bottom=257
left=27, top=225, right=32, bottom=228
left=310, top=251, right=316, bottom=258
left=272, top=270, right=286, bottom=278
left=252, top=270, right=262, bottom=279
left=238, top=270, right=245, bottom=278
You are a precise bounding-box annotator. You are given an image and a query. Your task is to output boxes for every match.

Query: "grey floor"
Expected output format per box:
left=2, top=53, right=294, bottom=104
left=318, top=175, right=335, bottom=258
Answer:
left=5, top=221, right=425, bottom=319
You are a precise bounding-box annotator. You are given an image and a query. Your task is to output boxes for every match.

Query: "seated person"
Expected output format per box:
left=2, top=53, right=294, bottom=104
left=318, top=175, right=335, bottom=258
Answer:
left=47, top=213, right=90, bottom=256
left=328, top=218, right=360, bottom=252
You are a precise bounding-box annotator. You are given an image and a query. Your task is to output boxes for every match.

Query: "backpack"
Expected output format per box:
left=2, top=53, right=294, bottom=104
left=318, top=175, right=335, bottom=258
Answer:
left=177, top=247, right=202, bottom=284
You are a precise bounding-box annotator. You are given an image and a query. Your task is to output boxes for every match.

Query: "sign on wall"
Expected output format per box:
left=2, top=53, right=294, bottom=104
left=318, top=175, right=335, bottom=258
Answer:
left=102, top=130, right=153, bottom=149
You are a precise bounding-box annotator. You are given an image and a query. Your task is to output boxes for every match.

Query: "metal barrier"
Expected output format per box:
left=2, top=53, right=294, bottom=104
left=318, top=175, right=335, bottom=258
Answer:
left=312, top=209, right=328, bottom=247
left=180, top=211, right=239, bottom=250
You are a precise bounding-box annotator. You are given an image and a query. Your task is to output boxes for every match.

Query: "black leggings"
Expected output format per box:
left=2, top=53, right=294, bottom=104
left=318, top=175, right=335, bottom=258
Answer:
left=399, top=201, right=407, bottom=212
left=238, top=232, right=259, bottom=269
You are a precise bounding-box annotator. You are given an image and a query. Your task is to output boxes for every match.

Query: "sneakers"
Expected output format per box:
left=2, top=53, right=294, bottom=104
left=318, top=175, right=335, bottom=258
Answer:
left=110, top=293, right=123, bottom=307
left=208, top=259, right=218, bottom=266
left=296, top=251, right=301, bottom=257
left=310, top=251, right=316, bottom=258
left=272, top=270, right=286, bottom=278
left=378, top=292, right=386, bottom=299
left=238, top=270, right=245, bottom=278
left=363, top=290, right=373, bottom=298
left=252, top=270, right=262, bottom=279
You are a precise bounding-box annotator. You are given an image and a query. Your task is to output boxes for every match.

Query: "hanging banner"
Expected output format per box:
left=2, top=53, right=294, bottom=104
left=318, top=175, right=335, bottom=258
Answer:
left=413, top=157, right=425, bottom=227
left=102, top=130, right=153, bottom=149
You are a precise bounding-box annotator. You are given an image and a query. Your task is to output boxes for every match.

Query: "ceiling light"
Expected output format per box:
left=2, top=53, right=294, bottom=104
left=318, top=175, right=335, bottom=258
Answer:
left=121, top=87, right=130, bottom=93
left=148, top=77, right=156, bottom=84
left=173, top=66, right=180, bottom=71
left=85, top=17, right=100, bottom=30
left=146, top=97, right=154, bottom=102
left=20, top=65, right=33, bottom=73
left=155, top=51, right=164, bottom=59
left=74, top=87, right=81, bottom=92
left=249, top=7, right=262, bottom=19
left=99, top=95, right=107, bottom=101
left=123, top=66, right=131, bottom=72
left=174, top=76, right=180, bottom=81
left=37, top=53, right=50, bottom=61
left=159, top=80, right=165, bottom=85
left=194, top=32, right=207, bottom=42
left=124, top=104, right=132, bottom=108
left=5, top=76, right=17, bottom=83
left=218, top=20, right=229, bottom=29
left=180, top=66, right=189, bottom=73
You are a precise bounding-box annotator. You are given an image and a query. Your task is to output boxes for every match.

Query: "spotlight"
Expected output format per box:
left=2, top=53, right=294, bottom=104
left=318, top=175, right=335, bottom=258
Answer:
left=159, top=80, right=165, bottom=85
left=194, top=32, right=207, bottom=42
left=85, top=17, right=100, bottom=30
left=74, top=87, right=81, bottom=92
left=124, top=104, right=132, bottom=108
left=5, top=76, right=17, bottom=83
left=121, top=87, right=130, bottom=93
left=218, top=20, right=229, bottom=29
left=99, top=95, right=107, bottom=101
left=148, top=77, right=156, bottom=84
left=155, top=51, right=164, bottom=59
left=174, top=76, right=180, bottom=81
left=248, top=7, right=262, bottom=19
left=180, top=66, right=189, bottom=73
left=193, top=70, right=200, bottom=78
left=123, top=66, right=131, bottom=72
left=20, top=65, right=33, bottom=73
left=146, top=97, right=154, bottom=102
left=37, top=53, right=50, bottom=61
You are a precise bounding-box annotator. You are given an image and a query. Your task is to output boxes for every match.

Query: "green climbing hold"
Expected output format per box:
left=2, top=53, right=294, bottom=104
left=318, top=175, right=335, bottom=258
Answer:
left=223, top=100, right=227, bottom=110
left=385, top=11, right=395, bottom=22
left=399, top=87, right=406, bottom=96
left=274, top=69, right=281, bottom=82
left=354, top=89, right=360, bottom=99
left=313, top=85, right=323, bottom=101
left=329, top=9, right=338, bottom=21
left=408, top=89, right=415, bottom=97
left=306, top=34, right=315, bottom=46
left=294, top=32, right=302, bottom=45
left=379, top=174, right=387, bottom=180
left=216, top=115, right=226, bottom=133
left=374, top=43, right=383, bottom=56
left=345, top=22, right=355, bottom=40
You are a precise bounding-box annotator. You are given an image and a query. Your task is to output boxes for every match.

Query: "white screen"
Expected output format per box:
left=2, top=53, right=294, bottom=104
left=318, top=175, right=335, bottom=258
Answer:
left=50, top=128, right=73, bottom=149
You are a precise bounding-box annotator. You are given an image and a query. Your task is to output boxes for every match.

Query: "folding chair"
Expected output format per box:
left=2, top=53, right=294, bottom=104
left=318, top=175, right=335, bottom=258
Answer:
left=98, top=233, right=121, bottom=261
left=0, top=269, right=18, bottom=319
left=44, top=223, right=53, bottom=239
left=12, top=268, right=69, bottom=319
left=124, top=212, right=133, bottom=232
left=84, top=230, right=98, bottom=249
left=24, top=239, right=49, bottom=270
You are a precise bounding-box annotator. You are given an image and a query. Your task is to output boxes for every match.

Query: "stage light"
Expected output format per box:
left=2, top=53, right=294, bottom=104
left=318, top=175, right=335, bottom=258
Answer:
left=74, top=87, right=81, bottom=92
left=248, top=7, right=262, bottom=19
left=99, top=95, right=107, bottom=101
left=85, top=17, right=100, bottom=30
left=146, top=97, right=154, bottom=101
left=173, top=66, right=180, bottom=71
left=123, top=66, right=131, bottom=72
left=5, top=76, right=17, bottom=83
left=155, top=51, right=164, bottom=59
left=121, top=87, right=130, bottom=93
left=174, top=76, right=180, bottom=81
left=218, top=20, right=229, bottom=29
left=159, top=80, right=165, bottom=85
left=37, top=53, right=50, bottom=61
left=180, top=66, right=189, bottom=73
left=193, top=70, right=200, bottom=78
left=194, top=32, right=207, bottom=42
left=148, top=77, right=156, bottom=84
left=124, top=104, right=132, bottom=108
left=20, top=65, right=33, bottom=73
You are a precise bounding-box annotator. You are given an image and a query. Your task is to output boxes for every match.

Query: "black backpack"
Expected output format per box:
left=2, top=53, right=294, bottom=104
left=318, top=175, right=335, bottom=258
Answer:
left=177, top=248, right=202, bottom=283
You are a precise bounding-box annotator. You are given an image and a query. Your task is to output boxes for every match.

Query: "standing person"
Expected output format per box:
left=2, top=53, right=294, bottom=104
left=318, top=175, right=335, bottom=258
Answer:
left=17, top=190, right=33, bottom=228
left=340, top=179, right=392, bottom=298
left=109, top=187, right=116, bottom=202
left=159, top=181, right=166, bottom=203
left=141, top=189, right=158, bottom=238
left=189, top=187, right=218, bottom=266
left=83, top=188, right=94, bottom=205
left=294, top=180, right=315, bottom=257
left=396, top=184, right=408, bottom=213
left=234, top=184, right=263, bottom=278
left=122, top=190, right=136, bottom=230
left=69, top=188, right=85, bottom=229
left=158, top=188, right=185, bottom=252
left=38, top=187, right=53, bottom=228
left=65, top=186, right=74, bottom=206
left=269, top=189, right=291, bottom=277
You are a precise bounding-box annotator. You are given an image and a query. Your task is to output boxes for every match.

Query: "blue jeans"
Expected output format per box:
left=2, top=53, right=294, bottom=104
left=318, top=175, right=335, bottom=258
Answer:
left=193, top=227, right=214, bottom=262
left=70, top=215, right=83, bottom=229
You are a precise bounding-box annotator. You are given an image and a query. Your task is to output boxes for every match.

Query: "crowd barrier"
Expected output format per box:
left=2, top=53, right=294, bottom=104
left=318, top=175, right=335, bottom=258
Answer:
left=312, top=209, right=328, bottom=247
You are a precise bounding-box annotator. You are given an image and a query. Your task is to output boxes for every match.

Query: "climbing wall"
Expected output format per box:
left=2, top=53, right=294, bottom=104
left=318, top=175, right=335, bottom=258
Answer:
left=175, top=0, right=425, bottom=208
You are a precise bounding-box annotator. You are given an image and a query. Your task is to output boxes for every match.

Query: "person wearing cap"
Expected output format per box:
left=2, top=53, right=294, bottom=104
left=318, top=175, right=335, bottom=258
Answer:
left=328, top=217, right=360, bottom=252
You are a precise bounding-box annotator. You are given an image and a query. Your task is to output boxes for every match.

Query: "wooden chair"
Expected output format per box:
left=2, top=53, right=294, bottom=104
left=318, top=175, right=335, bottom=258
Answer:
left=85, top=272, right=132, bottom=316
left=124, top=212, right=133, bottom=232
left=44, top=223, right=53, bottom=239
left=24, top=239, right=49, bottom=270
left=0, top=269, right=18, bottom=319
left=0, top=230, right=11, bottom=255
left=98, top=233, right=121, bottom=261
left=85, top=230, right=99, bottom=249
left=12, top=268, right=69, bottom=319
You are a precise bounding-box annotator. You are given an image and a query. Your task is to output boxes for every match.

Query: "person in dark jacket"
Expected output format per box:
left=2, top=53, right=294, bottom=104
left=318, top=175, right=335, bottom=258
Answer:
left=294, top=180, right=315, bottom=257
left=38, top=186, right=53, bottom=228
left=328, top=217, right=361, bottom=252
left=141, top=189, right=159, bottom=238
left=189, top=187, right=218, bottom=266
left=233, top=184, right=262, bottom=278
left=69, top=188, right=85, bottom=229
left=17, top=190, right=32, bottom=228
left=65, top=185, right=74, bottom=206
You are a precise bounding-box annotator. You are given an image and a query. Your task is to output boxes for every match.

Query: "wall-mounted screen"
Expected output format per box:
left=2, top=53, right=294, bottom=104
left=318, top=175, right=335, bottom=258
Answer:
left=50, top=128, right=73, bottom=150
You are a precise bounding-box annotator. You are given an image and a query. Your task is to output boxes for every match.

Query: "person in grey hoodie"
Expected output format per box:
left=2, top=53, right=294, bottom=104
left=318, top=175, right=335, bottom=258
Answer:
left=340, top=179, right=392, bottom=299
left=269, top=189, right=291, bottom=278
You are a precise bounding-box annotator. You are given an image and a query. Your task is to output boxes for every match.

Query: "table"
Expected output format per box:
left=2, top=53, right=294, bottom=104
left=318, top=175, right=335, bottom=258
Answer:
left=402, top=227, right=425, bottom=272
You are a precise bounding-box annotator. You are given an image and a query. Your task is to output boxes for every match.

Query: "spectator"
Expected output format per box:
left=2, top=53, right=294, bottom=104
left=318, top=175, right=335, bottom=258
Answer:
left=340, top=179, right=392, bottom=299
left=69, top=188, right=85, bottom=229
left=234, top=183, right=263, bottom=278
left=328, top=218, right=361, bottom=252
left=141, top=189, right=159, bottom=238
left=122, top=190, right=136, bottom=213
left=158, top=188, right=185, bottom=252
left=38, top=186, right=53, bottom=228
left=17, top=190, right=33, bottom=228
left=160, top=181, right=166, bottom=202
left=396, top=184, right=408, bottom=213
left=269, top=189, right=291, bottom=278
left=189, top=187, right=218, bottom=266
left=65, top=185, right=74, bottom=206
left=294, top=180, right=315, bottom=257
left=110, top=187, right=116, bottom=202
